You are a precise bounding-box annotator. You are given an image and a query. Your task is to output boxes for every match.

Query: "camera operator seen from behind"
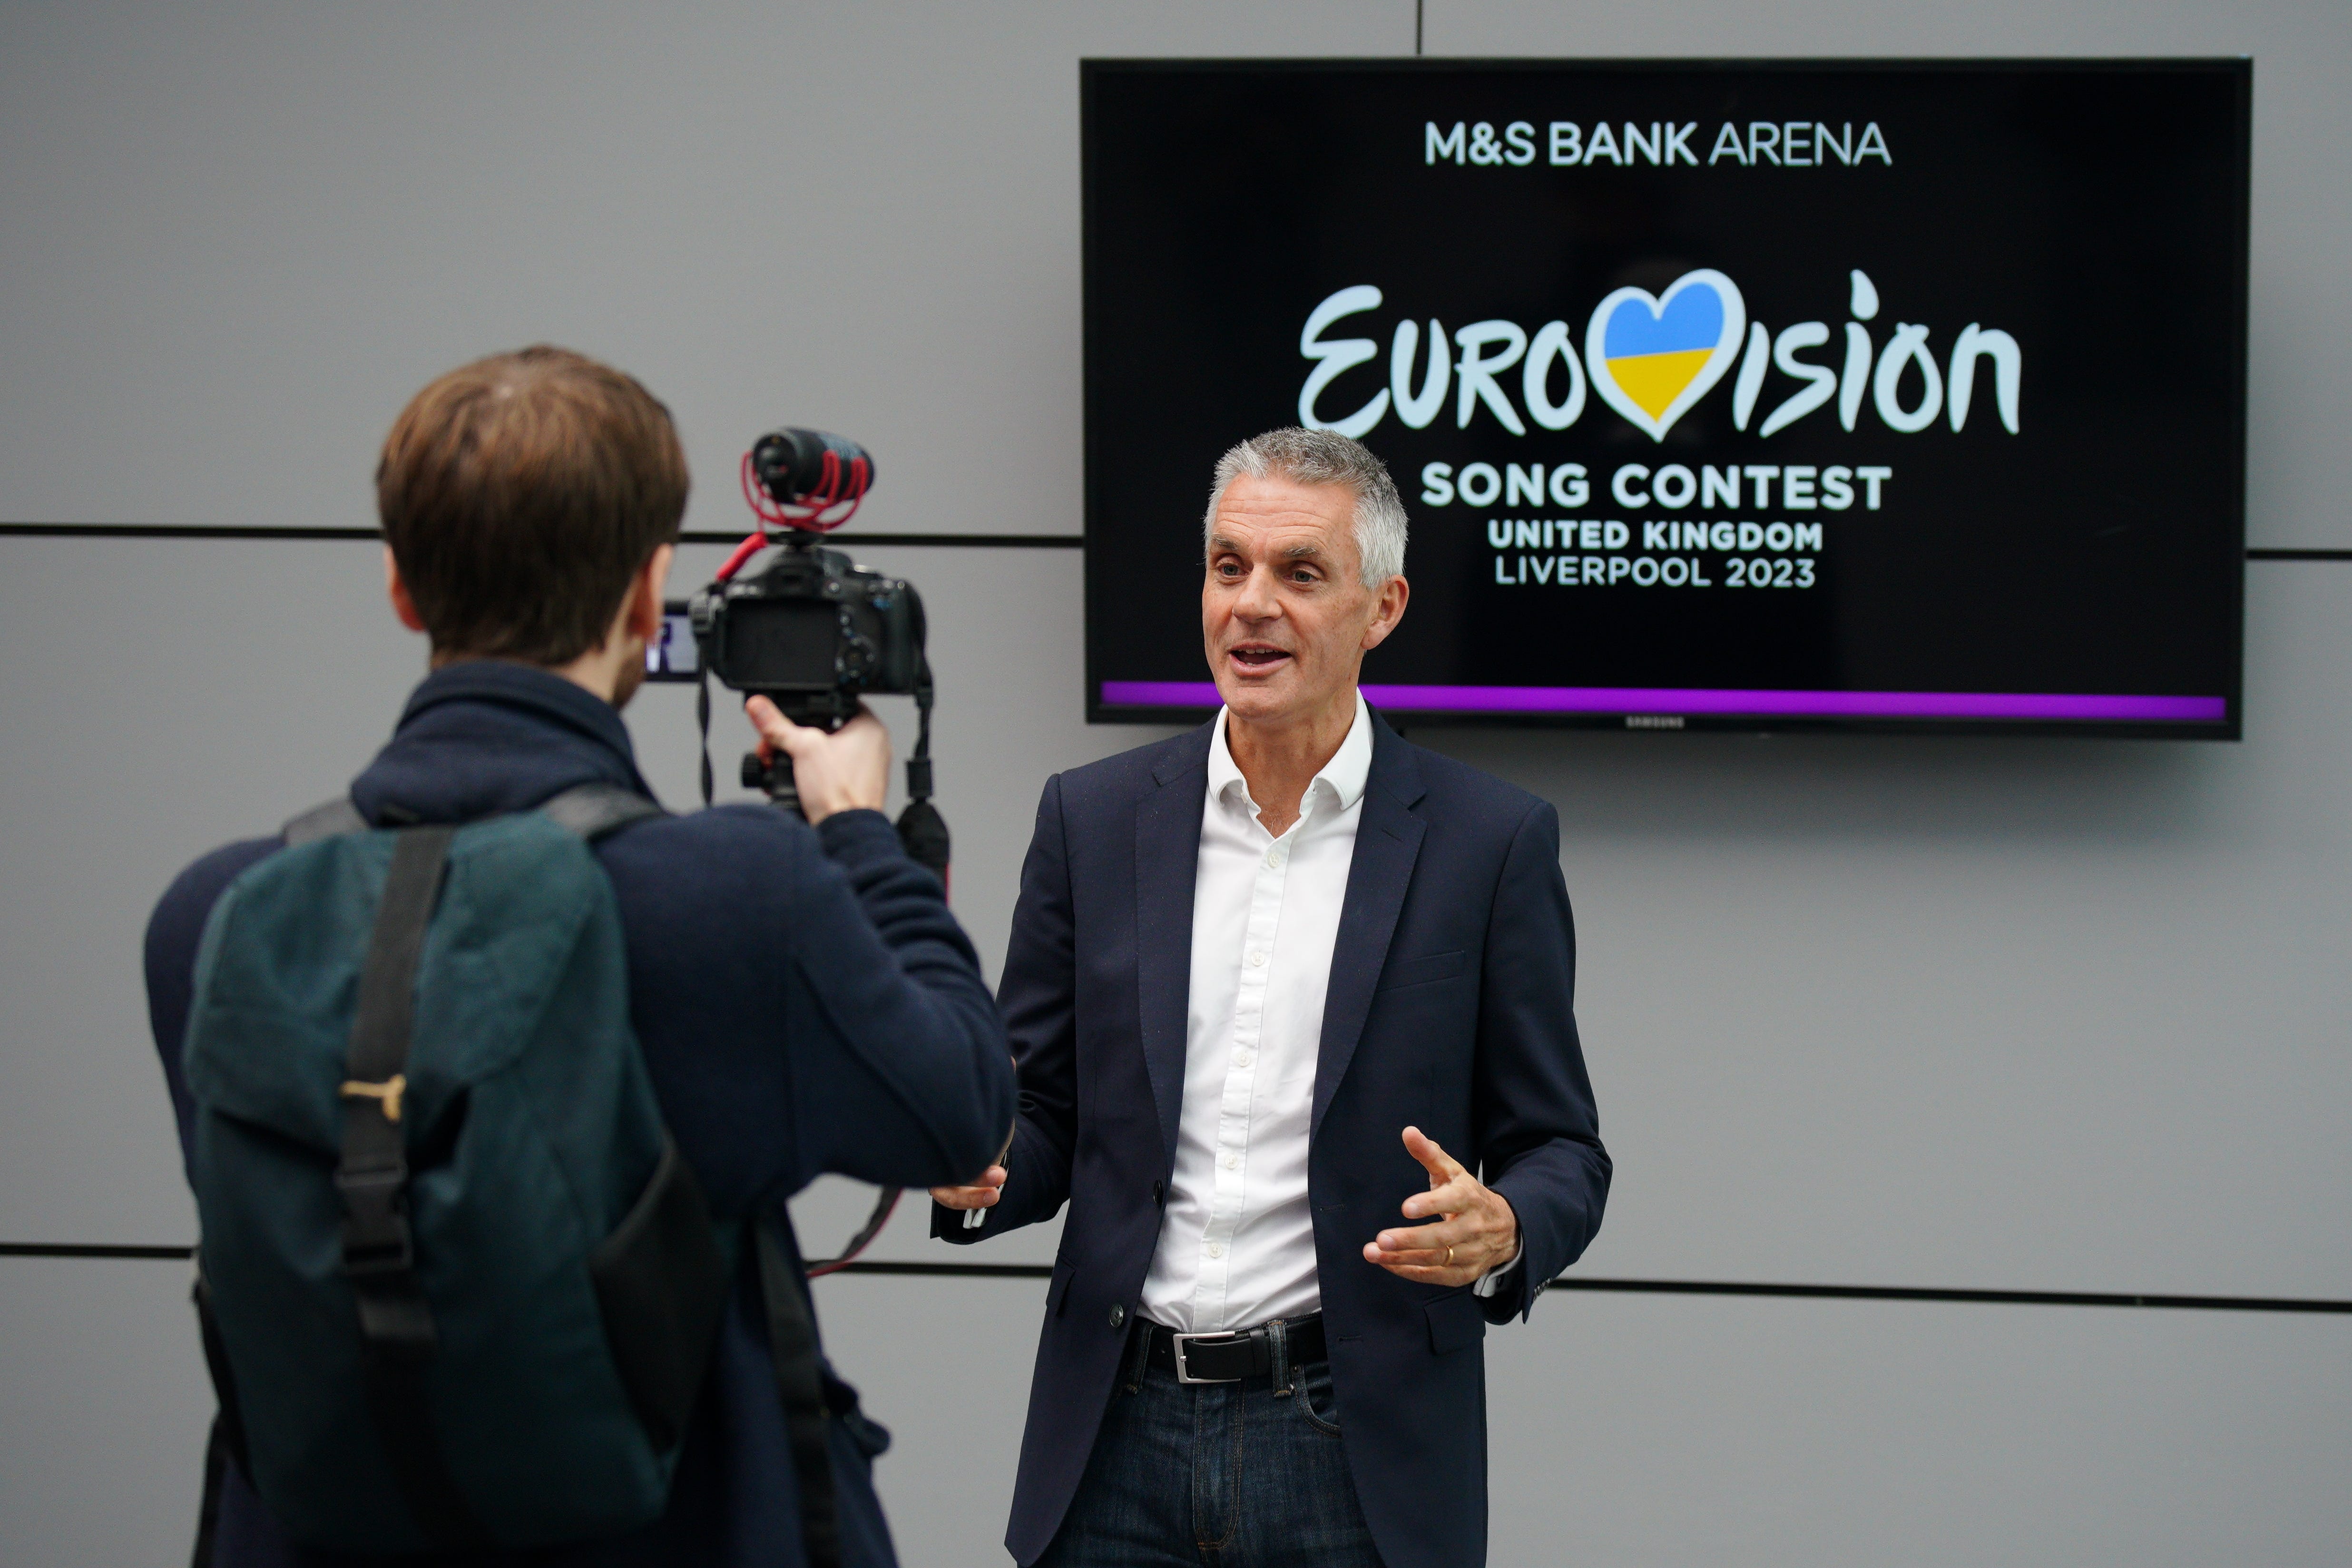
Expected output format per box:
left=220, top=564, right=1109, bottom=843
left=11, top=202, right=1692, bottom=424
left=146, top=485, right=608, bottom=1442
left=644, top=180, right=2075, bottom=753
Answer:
left=143, top=346, right=1014, bottom=1568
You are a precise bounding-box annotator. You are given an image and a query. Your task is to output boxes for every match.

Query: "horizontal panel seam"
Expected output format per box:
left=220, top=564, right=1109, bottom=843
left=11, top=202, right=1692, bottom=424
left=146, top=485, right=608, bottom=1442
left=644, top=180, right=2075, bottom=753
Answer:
left=4, top=527, right=2344, bottom=561
left=5, top=1245, right=2346, bottom=1313
left=0, top=523, right=1083, bottom=548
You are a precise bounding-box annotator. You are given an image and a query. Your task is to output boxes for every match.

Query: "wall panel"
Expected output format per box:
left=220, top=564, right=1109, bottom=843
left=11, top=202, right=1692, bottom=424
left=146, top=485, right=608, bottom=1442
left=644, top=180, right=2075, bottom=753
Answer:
left=2, top=0, right=2346, bottom=1562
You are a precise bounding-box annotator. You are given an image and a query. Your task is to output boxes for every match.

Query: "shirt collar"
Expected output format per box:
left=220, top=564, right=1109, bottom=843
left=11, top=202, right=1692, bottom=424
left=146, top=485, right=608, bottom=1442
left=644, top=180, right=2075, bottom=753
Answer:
left=1206, top=691, right=1374, bottom=820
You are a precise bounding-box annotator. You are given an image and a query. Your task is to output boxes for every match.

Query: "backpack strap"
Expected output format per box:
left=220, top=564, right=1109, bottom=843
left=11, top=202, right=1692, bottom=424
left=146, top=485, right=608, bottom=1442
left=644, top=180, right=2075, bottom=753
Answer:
left=283, top=797, right=368, bottom=845
left=754, top=1213, right=843, bottom=1568
left=335, top=825, right=490, bottom=1548
left=279, top=783, right=661, bottom=848
left=539, top=782, right=667, bottom=841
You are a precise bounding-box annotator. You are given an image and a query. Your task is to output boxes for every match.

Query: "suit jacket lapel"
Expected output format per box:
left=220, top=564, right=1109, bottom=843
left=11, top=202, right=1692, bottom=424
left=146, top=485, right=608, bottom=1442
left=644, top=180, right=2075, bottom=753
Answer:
left=1313, top=717, right=1427, bottom=1141
left=1136, top=725, right=1211, bottom=1175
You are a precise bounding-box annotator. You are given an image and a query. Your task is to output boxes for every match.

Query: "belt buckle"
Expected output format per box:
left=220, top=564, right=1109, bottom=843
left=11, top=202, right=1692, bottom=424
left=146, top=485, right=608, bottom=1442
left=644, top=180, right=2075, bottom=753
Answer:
left=1170, top=1329, right=1244, bottom=1384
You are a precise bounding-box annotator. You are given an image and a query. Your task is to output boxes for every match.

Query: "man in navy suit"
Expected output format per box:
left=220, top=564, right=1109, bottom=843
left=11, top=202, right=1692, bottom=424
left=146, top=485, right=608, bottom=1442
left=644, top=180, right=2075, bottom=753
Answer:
left=933, top=428, right=1609, bottom=1568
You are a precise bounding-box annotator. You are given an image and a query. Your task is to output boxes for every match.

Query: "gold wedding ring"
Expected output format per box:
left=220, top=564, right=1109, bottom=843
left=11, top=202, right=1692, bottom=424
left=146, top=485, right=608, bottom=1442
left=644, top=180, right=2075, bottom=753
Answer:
left=1445, top=1244, right=1455, bottom=1266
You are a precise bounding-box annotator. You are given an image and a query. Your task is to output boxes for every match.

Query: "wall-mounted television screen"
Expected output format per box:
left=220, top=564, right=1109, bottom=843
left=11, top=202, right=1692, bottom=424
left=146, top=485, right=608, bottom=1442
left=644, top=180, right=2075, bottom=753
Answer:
left=1081, top=59, right=2249, bottom=737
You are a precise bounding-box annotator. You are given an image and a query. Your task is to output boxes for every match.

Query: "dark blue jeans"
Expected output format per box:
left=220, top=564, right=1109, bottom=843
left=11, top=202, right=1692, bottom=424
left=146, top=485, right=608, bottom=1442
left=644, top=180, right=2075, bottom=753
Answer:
left=1037, top=1326, right=1385, bottom=1568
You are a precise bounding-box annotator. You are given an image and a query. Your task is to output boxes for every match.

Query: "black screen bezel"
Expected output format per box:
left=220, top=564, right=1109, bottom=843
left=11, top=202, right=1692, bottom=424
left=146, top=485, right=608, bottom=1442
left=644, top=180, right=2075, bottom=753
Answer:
left=1078, top=57, right=2252, bottom=740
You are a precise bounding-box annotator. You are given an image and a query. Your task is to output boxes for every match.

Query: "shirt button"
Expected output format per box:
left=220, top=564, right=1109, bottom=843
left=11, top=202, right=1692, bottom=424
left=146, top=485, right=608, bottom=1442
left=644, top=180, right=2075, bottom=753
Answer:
left=1221, top=1152, right=1239, bottom=1170
left=1266, top=848, right=1285, bottom=868
left=1247, top=950, right=1267, bottom=968
left=1107, top=1302, right=1127, bottom=1329
left=1206, top=1243, right=1225, bottom=1259
left=1233, top=1049, right=1253, bottom=1067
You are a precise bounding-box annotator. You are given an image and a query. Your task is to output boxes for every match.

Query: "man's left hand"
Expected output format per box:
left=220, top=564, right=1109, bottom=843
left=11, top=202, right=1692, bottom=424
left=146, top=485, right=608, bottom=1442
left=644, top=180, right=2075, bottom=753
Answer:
left=1362, top=1126, right=1519, bottom=1286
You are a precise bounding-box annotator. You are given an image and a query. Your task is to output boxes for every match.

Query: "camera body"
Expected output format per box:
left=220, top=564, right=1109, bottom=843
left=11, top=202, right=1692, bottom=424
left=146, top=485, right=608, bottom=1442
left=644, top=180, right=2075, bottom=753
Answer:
left=688, top=541, right=926, bottom=730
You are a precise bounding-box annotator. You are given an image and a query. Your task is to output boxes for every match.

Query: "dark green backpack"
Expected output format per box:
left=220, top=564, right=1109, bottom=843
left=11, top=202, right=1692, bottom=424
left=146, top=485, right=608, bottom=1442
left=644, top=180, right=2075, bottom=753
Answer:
left=182, top=786, right=842, bottom=1560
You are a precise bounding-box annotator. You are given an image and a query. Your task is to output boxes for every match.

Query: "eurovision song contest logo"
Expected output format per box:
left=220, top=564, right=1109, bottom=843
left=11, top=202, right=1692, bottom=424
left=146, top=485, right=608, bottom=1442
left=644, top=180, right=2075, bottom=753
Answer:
left=1297, top=269, right=2022, bottom=445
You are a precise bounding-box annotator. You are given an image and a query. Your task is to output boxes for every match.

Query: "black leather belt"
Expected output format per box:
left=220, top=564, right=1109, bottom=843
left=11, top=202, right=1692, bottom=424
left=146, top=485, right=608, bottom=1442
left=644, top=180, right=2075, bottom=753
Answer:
left=1140, top=1314, right=1325, bottom=1384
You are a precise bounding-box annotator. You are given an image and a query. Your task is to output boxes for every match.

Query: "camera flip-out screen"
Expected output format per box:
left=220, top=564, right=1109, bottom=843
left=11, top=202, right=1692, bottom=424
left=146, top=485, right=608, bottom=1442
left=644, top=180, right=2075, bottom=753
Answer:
left=647, top=605, right=700, bottom=681
left=1081, top=59, right=2250, bottom=736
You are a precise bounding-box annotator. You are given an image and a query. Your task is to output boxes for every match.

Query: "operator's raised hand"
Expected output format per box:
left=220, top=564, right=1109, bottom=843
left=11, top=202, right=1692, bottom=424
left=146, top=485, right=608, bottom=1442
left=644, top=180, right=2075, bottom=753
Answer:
left=745, top=696, right=889, bottom=823
left=1362, top=1126, right=1519, bottom=1287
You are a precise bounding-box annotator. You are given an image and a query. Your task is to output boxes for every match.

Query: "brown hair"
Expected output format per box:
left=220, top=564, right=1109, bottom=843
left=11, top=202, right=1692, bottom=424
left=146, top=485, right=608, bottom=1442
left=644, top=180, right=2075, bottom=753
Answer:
left=377, top=345, right=688, bottom=665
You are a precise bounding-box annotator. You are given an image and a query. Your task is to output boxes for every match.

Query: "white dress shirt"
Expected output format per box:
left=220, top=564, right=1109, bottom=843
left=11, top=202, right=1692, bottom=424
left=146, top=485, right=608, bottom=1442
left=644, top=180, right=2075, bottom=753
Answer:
left=1139, top=697, right=1524, bottom=1334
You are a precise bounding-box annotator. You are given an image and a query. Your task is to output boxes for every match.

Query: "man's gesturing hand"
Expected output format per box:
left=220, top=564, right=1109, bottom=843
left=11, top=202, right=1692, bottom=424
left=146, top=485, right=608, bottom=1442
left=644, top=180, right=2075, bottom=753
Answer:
left=931, top=1165, right=1007, bottom=1211
left=1362, top=1127, right=1518, bottom=1287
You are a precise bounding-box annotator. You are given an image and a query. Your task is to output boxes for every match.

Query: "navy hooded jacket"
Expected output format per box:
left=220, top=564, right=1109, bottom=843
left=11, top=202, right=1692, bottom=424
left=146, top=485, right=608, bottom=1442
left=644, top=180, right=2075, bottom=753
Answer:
left=144, top=660, right=1016, bottom=1568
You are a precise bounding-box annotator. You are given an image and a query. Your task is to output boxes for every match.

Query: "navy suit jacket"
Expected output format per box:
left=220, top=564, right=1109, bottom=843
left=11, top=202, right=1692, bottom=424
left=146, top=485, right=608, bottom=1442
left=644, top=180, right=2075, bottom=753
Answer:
left=933, top=711, right=1609, bottom=1568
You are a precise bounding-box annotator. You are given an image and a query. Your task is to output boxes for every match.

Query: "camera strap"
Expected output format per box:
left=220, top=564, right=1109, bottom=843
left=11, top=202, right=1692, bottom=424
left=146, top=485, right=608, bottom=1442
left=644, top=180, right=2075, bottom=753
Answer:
left=697, top=665, right=715, bottom=809
left=902, top=658, right=934, bottom=805
left=892, top=659, right=951, bottom=884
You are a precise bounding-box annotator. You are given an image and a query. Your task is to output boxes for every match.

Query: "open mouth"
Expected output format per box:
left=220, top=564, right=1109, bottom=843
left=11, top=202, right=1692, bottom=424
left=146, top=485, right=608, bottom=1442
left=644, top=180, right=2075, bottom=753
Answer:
left=1228, top=644, right=1292, bottom=670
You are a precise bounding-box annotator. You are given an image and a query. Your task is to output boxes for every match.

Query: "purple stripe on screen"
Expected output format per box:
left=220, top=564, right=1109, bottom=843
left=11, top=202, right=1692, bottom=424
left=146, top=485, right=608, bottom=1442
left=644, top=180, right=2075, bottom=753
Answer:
left=1097, top=682, right=2227, bottom=724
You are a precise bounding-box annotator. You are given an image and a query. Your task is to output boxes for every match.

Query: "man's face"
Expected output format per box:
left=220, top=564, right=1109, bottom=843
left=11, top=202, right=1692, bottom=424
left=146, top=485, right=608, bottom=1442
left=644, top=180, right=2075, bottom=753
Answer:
left=1201, top=473, right=1406, bottom=728
left=609, top=645, right=647, bottom=710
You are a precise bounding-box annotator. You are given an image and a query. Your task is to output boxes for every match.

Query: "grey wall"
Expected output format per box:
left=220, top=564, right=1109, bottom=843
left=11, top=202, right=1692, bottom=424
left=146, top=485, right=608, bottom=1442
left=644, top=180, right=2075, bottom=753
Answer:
left=2, top=4, right=2347, bottom=1565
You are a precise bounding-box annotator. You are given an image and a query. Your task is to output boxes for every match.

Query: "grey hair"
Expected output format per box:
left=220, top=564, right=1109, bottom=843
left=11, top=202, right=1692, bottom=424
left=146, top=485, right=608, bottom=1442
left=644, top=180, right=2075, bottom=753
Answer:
left=1201, top=427, right=1408, bottom=588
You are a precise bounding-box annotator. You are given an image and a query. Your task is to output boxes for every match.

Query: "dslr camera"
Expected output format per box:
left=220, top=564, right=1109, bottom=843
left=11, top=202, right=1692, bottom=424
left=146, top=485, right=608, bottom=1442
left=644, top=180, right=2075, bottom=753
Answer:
left=678, top=429, right=927, bottom=731
left=650, top=429, right=942, bottom=862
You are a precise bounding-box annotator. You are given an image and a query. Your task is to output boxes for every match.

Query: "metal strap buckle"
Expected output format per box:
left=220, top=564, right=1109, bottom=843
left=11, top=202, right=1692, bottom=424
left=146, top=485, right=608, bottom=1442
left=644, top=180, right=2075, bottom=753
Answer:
left=340, top=1073, right=407, bottom=1123
left=1170, top=1329, right=1245, bottom=1384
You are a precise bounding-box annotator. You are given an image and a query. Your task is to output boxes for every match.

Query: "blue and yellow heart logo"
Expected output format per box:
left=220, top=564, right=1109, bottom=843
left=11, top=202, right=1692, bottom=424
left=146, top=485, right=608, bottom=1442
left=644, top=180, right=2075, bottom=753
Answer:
left=1584, top=270, right=1747, bottom=442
